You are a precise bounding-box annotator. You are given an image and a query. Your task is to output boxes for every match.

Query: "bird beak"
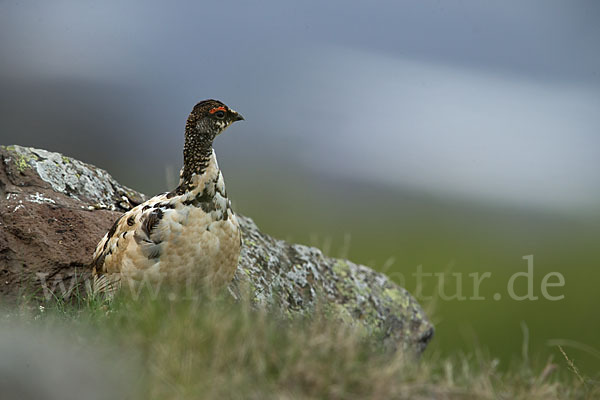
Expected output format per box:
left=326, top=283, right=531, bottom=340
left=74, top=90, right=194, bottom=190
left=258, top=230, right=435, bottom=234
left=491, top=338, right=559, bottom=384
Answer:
left=231, top=110, right=244, bottom=121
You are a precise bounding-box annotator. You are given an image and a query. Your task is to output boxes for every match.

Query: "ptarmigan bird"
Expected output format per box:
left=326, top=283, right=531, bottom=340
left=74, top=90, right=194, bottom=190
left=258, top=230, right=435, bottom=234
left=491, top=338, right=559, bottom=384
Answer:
left=91, top=99, right=244, bottom=294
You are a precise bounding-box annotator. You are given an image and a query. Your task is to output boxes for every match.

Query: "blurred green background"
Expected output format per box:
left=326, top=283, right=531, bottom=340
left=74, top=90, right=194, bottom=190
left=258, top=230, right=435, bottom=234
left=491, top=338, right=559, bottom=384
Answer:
left=229, top=167, right=600, bottom=374
left=1, top=0, right=599, bottom=375
left=108, top=158, right=600, bottom=375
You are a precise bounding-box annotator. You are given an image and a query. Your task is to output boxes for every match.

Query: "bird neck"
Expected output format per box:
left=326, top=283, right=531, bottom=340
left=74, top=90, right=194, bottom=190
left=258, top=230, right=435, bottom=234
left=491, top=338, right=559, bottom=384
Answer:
left=176, top=125, right=216, bottom=195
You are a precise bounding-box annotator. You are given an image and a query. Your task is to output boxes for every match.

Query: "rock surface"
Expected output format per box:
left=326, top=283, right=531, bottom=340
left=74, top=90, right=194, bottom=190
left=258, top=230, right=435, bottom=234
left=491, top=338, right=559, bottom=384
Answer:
left=0, top=145, right=433, bottom=353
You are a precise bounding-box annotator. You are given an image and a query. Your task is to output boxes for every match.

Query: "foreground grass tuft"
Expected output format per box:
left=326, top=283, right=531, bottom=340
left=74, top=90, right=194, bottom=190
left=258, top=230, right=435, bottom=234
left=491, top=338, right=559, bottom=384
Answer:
left=4, top=288, right=598, bottom=400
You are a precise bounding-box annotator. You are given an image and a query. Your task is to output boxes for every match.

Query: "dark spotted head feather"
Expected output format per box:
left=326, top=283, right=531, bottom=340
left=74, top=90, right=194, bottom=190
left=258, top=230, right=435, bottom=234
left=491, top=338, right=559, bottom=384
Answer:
left=179, top=99, right=244, bottom=188
left=186, top=99, right=244, bottom=141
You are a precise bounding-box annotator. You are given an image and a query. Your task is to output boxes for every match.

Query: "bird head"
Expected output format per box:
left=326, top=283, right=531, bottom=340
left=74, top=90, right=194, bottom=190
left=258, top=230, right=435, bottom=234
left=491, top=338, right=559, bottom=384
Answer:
left=186, top=99, right=244, bottom=141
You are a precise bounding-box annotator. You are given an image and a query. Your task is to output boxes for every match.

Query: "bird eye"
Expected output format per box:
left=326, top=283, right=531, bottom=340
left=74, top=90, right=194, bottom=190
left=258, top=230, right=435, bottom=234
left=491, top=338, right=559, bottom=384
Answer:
left=214, top=110, right=225, bottom=119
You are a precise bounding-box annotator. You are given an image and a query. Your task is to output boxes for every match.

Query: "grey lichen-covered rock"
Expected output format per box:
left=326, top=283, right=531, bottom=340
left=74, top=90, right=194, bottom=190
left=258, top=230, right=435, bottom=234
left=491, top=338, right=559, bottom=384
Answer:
left=232, top=219, right=433, bottom=353
left=0, top=145, right=146, bottom=301
left=0, top=145, right=433, bottom=353
left=3, top=145, right=146, bottom=210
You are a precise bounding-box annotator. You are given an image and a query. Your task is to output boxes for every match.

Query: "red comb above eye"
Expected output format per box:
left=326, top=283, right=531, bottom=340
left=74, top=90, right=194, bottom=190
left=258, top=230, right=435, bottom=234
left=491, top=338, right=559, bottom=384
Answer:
left=209, top=106, right=227, bottom=114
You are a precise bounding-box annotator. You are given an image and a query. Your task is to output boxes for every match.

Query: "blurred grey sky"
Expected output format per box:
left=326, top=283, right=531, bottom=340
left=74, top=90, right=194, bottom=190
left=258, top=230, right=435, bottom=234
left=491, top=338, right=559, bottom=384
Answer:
left=1, top=0, right=599, bottom=212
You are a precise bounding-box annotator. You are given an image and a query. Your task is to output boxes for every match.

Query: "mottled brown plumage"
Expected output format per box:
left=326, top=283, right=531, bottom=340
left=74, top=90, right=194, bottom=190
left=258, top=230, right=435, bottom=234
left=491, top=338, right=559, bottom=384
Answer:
left=92, top=100, right=244, bottom=294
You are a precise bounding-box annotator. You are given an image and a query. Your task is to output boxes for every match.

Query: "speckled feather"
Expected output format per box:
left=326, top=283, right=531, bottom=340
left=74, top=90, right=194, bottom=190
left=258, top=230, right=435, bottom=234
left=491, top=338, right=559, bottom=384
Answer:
left=92, top=100, right=243, bottom=294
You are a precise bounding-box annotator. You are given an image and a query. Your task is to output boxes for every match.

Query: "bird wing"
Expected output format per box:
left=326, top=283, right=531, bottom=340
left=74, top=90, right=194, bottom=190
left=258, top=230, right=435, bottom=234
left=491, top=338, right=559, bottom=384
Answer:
left=91, top=193, right=173, bottom=276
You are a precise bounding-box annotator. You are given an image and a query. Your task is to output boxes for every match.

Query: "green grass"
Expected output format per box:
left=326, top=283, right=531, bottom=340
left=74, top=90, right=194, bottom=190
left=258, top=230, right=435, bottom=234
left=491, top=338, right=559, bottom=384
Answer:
left=5, top=287, right=598, bottom=400
left=225, top=168, right=600, bottom=376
